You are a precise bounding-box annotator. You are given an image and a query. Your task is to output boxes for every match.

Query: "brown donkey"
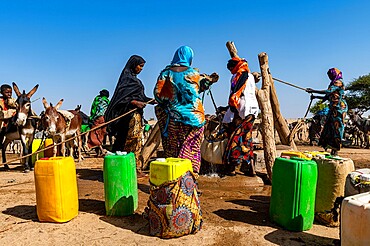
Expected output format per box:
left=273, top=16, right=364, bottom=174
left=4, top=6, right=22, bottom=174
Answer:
left=41, top=98, right=82, bottom=162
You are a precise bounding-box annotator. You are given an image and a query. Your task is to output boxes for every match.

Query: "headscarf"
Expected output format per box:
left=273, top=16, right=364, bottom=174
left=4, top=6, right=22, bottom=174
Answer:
left=327, top=68, right=342, bottom=86
left=104, top=55, right=151, bottom=134
left=99, top=89, right=109, bottom=98
left=170, top=46, right=194, bottom=67
left=227, top=57, right=251, bottom=111
left=227, top=57, right=250, bottom=89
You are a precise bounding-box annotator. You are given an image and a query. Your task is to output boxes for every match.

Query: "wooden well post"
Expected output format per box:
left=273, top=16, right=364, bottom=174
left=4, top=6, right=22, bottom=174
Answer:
left=256, top=52, right=277, bottom=181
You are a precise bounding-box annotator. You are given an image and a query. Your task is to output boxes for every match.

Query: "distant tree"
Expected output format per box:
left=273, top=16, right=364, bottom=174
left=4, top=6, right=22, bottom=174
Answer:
left=309, top=100, right=328, bottom=115
left=346, top=73, right=370, bottom=113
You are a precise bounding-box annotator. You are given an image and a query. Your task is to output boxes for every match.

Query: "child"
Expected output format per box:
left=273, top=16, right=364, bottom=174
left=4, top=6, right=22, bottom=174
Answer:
left=0, top=84, right=17, bottom=165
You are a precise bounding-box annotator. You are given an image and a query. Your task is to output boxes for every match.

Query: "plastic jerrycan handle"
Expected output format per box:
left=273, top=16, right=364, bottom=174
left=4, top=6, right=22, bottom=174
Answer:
left=290, top=157, right=308, bottom=162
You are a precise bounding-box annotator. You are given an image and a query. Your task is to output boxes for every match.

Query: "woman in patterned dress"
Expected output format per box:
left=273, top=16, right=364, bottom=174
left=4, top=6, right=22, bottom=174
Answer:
left=154, top=46, right=218, bottom=173
left=222, top=57, right=259, bottom=176
left=306, top=68, right=348, bottom=156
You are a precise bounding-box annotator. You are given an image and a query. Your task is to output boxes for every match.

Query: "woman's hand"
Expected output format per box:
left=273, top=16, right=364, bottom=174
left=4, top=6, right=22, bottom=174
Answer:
left=131, top=100, right=146, bottom=109
left=305, top=88, right=314, bottom=93
left=210, top=72, right=219, bottom=83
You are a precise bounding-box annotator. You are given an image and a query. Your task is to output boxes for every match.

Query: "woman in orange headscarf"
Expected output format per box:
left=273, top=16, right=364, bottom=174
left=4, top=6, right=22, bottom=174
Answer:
left=222, top=57, right=259, bottom=176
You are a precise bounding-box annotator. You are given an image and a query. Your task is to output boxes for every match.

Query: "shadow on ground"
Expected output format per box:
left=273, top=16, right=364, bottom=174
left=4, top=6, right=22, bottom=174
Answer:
left=100, top=213, right=150, bottom=236
left=138, top=183, right=150, bottom=194
left=77, top=168, right=103, bottom=182
left=2, top=205, right=38, bottom=221
left=79, top=198, right=105, bottom=215
left=1, top=164, right=25, bottom=172
left=214, top=195, right=337, bottom=245
left=264, top=229, right=337, bottom=246
left=213, top=195, right=272, bottom=227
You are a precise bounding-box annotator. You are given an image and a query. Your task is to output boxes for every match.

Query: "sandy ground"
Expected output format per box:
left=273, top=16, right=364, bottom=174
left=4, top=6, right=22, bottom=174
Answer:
left=1, top=145, right=369, bottom=246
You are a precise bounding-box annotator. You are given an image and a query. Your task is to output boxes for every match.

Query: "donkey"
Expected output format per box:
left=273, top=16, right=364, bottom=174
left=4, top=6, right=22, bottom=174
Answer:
left=348, top=110, right=370, bottom=148
left=41, top=98, right=82, bottom=162
left=2, top=83, right=39, bottom=172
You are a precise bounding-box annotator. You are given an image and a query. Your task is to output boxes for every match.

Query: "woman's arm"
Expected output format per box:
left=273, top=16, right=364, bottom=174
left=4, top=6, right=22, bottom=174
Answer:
left=306, top=88, right=326, bottom=94
left=311, top=95, right=326, bottom=100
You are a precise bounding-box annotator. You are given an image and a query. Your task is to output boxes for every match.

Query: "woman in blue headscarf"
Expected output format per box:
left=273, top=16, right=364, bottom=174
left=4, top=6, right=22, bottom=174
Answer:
left=154, top=46, right=218, bottom=173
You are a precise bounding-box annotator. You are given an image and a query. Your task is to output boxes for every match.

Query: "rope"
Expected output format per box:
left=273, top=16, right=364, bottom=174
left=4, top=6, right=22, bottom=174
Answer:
left=255, top=74, right=312, bottom=142
left=272, top=77, right=307, bottom=91
left=254, top=72, right=307, bottom=91
left=209, top=89, right=218, bottom=112
left=303, top=95, right=314, bottom=119
left=202, top=88, right=218, bottom=112
left=4, top=99, right=155, bottom=166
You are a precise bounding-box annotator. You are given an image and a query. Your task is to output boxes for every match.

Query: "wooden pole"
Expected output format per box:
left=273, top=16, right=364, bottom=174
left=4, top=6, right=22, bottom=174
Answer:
left=141, top=123, right=161, bottom=170
left=257, top=52, right=276, bottom=181
left=226, top=41, right=239, bottom=58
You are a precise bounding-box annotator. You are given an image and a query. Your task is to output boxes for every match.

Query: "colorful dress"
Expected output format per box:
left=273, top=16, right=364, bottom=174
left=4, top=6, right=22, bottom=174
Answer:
left=222, top=57, right=259, bottom=170
left=87, top=95, right=110, bottom=149
left=154, top=46, right=212, bottom=173
left=318, top=82, right=348, bottom=151
left=89, top=95, right=110, bottom=124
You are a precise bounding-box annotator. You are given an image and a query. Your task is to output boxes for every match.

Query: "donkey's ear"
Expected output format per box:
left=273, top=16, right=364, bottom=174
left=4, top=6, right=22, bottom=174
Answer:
left=12, top=82, right=21, bottom=97
left=26, top=84, right=39, bottom=99
left=42, top=97, right=49, bottom=109
left=55, top=99, right=64, bottom=110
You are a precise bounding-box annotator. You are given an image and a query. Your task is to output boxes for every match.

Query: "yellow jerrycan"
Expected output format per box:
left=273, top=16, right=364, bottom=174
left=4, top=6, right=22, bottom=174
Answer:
left=34, top=156, right=78, bottom=222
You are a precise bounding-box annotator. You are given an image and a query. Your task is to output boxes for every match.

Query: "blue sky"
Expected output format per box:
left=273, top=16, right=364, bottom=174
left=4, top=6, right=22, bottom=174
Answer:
left=1, top=1, right=369, bottom=119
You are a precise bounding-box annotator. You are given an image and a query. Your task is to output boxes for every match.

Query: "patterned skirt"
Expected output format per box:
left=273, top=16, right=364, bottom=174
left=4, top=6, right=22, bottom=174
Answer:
left=319, top=108, right=345, bottom=151
left=155, top=106, right=204, bottom=173
left=145, top=171, right=202, bottom=238
left=124, top=112, right=144, bottom=170
left=223, top=114, right=255, bottom=166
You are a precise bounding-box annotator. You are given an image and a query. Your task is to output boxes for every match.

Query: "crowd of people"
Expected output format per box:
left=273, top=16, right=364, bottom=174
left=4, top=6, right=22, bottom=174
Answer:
left=0, top=45, right=349, bottom=175
left=0, top=45, right=351, bottom=239
left=100, top=45, right=262, bottom=178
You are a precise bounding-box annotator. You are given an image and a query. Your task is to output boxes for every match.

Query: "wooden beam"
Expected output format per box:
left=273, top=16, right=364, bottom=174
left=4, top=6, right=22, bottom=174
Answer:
left=226, top=41, right=239, bottom=58
left=257, top=52, right=277, bottom=181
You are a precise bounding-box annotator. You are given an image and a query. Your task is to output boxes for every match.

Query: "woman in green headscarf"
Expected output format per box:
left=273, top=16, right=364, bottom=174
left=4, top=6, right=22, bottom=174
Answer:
left=87, top=89, right=110, bottom=152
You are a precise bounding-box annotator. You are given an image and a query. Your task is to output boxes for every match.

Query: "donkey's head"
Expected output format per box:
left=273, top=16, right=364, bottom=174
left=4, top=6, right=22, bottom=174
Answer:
left=348, top=109, right=363, bottom=123
left=42, top=98, right=64, bottom=135
left=12, top=82, right=39, bottom=126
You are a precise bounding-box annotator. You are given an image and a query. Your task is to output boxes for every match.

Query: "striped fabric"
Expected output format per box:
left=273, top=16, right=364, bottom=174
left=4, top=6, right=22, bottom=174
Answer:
left=155, top=106, right=204, bottom=173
